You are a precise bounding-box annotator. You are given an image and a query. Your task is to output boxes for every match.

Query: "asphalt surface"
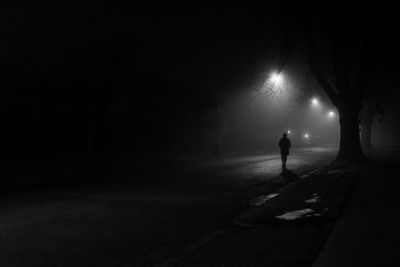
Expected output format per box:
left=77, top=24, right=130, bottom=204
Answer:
left=0, top=146, right=337, bottom=266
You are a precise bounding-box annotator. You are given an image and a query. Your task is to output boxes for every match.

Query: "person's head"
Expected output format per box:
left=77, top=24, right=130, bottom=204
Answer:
left=283, top=133, right=287, bottom=138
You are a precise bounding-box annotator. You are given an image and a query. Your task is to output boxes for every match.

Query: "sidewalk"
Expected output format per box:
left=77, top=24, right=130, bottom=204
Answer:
left=159, top=161, right=361, bottom=266
left=313, top=152, right=400, bottom=266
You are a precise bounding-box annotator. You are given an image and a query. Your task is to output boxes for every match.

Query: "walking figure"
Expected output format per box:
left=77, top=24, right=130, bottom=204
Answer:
left=279, top=133, right=291, bottom=169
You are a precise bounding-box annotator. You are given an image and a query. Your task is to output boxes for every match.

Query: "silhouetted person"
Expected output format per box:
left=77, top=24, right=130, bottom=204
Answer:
left=279, top=133, right=291, bottom=169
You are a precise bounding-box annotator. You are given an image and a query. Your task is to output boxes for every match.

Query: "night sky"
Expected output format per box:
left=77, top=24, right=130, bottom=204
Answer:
left=0, top=4, right=284, bottom=91
left=1, top=3, right=400, bottom=158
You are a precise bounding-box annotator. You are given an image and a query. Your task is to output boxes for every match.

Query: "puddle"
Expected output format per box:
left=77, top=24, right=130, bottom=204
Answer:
left=305, top=193, right=320, bottom=203
left=305, top=197, right=319, bottom=203
left=275, top=208, right=314, bottom=220
left=249, top=194, right=279, bottom=206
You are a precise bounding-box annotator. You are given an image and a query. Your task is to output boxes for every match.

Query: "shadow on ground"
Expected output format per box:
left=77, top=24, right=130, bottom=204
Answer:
left=280, top=168, right=300, bottom=183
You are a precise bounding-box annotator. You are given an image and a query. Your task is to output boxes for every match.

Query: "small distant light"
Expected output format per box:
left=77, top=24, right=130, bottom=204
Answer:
left=328, top=110, right=335, bottom=118
left=304, top=133, right=310, bottom=139
left=287, top=130, right=291, bottom=134
left=311, top=97, right=319, bottom=106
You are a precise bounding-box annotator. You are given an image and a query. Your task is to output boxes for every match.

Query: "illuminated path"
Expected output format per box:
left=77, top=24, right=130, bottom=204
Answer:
left=0, top=146, right=337, bottom=266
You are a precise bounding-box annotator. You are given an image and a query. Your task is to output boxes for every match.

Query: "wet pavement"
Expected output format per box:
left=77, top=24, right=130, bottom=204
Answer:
left=0, top=146, right=337, bottom=266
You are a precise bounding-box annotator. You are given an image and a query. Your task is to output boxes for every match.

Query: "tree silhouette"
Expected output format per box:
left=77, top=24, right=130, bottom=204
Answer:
left=299, top=6, right=400, bottom=161
left=279, top=5, right=392, bottom=162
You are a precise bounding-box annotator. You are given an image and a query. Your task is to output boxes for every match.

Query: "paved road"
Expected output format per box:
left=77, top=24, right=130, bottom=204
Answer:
left=0, top=146, right=337, bottom=266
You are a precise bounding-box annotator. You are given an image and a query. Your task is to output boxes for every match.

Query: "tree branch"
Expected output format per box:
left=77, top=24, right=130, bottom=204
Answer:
left=309, top=61, right=340, bottom=105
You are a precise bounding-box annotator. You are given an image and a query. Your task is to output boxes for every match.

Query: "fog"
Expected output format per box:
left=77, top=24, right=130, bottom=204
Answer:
left=184, top=61, right=340, bottom=157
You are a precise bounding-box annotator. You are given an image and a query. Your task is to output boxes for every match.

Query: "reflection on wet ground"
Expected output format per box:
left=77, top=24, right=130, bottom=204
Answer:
left=275, top=208, right=315, bottom=220
left=249, top=193, right=279, bottom=206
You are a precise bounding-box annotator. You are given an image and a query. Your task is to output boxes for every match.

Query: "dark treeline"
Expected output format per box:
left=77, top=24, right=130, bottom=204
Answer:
left=0, top=42, right=220, bottom=170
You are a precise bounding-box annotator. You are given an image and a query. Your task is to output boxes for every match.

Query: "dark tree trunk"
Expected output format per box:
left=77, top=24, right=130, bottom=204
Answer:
left=337, top=105, right=366, bottom=162
left=360, top=109, right=375, bottom=149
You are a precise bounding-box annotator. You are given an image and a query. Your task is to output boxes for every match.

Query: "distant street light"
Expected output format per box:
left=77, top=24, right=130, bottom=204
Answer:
left=311, top=97, right=320, bottom=107
left=327, top=110, right=336, bottom=118
left=304, top=133, right=310, bottom=139
left=287, top=129, right=291, bottom=134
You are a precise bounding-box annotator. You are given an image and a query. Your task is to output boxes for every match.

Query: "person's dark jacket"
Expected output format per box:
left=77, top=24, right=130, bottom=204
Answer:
left=279, top=137, right=291, bottom=155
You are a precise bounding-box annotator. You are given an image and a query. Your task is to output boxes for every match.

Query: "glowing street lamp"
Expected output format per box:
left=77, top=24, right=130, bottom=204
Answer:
left=287, top=129, right=291, bottom=134
left=268, top=71, right=284, bottom=89
left=327, top=110, right=336, bottom=118
left=304, top=133, right=310, bottom=139
left=311, top=97, right=319, bottom=107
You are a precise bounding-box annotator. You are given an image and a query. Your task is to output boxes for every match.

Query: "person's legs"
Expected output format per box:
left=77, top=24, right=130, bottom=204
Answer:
left=282, top=154, right=287, bottom=168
